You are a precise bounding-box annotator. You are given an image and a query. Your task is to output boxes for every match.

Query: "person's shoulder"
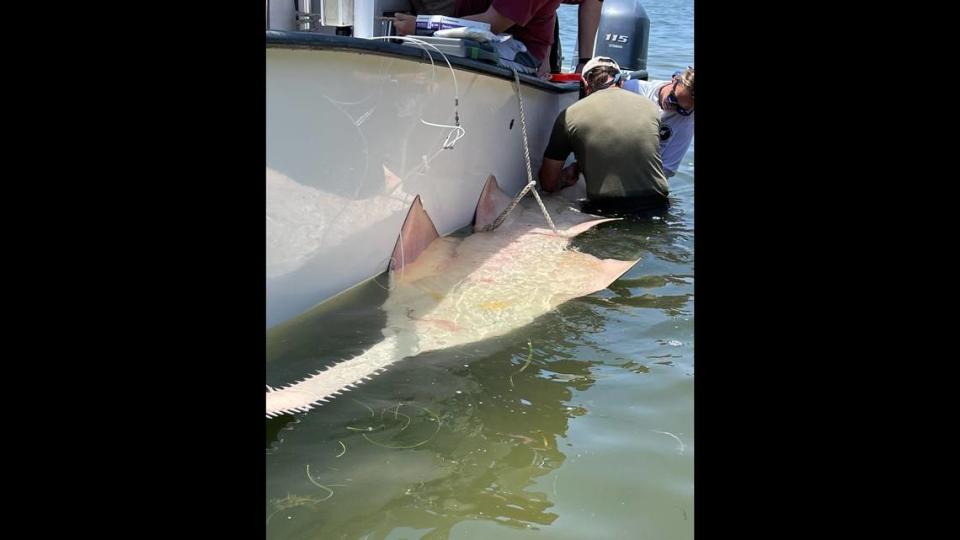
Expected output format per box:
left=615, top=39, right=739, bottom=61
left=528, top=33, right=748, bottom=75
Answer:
left=615, top=87, right=656, bottom=107
left=567, top=91, right=612, bottom=122
left=628, top=78, right=666, bottom=95
left=606, top=89, right=658, bottom=124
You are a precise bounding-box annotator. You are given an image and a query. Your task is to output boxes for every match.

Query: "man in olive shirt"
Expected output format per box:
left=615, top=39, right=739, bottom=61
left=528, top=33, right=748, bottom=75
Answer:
left=539, top=56, right=669, bottom=212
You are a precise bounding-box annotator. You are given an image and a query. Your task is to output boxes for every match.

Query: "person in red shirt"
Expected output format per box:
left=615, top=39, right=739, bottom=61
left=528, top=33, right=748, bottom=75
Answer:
left=453, top=0, right=560, bottom=68
left=395, top=0, right=560, bottom=73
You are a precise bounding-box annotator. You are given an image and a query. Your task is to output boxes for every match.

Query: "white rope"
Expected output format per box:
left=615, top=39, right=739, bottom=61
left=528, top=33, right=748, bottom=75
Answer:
left=478, top=68, right=556, bottom=233
left=363, top=40, right=553, bottom=233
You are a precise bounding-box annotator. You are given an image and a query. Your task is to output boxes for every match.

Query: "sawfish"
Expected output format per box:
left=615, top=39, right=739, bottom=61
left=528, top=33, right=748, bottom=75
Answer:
left=266, top=176, right=638, bottom=417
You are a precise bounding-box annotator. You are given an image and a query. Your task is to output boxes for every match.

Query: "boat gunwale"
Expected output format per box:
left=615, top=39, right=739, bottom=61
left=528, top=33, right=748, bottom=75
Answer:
left=266, top=31, right=580, bottom=94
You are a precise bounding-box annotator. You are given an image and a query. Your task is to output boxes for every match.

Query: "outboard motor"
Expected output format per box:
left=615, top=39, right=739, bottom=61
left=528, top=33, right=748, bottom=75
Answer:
left=593, top=0, right=650, bottom=80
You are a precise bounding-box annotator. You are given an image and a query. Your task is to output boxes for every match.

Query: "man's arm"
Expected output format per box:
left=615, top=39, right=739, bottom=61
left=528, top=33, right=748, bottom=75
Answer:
left=540, top=160, right=580, bottom=192
left=539, top=157, right=566, bottom=192
left=394, top=13, right=416, bottom=35
left=540, top=110, right=573, bottom=191
left=462, top=6, right=517, bottom=33
left=574, top=0, right=602, bottom=73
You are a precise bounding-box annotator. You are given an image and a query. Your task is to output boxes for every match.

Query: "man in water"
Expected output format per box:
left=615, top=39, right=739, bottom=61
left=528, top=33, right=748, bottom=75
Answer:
left=623, top=66, right=695, bottom=178
left=538, top=56, right=669, bottom=212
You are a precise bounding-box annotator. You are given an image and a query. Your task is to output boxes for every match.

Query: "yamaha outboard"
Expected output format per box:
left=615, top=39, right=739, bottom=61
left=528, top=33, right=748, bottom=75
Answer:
left=593, top=0, right=650, bottom=80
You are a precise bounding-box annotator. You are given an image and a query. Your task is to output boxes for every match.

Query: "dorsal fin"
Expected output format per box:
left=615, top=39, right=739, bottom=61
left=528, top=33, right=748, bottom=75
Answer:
left=389, top=195, right=439, bottom=272
left=473, top=175, right=514, bottom=231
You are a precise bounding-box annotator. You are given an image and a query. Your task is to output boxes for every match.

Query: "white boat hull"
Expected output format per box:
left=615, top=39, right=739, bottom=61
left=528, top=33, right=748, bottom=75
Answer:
left=267, top=40, right=577, bottom=328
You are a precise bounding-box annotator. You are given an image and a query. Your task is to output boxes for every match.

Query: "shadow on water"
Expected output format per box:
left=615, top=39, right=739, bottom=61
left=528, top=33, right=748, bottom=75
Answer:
left=267, top=274, right=391, bottom=389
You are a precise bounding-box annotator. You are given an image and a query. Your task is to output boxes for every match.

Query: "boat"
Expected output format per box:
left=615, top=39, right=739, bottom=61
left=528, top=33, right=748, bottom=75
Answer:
left=265, top=0, right=650, bottom=328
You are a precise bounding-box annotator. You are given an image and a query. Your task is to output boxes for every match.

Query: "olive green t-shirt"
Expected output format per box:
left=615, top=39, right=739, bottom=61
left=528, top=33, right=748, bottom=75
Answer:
left=544, top=87, right=668, bottom=202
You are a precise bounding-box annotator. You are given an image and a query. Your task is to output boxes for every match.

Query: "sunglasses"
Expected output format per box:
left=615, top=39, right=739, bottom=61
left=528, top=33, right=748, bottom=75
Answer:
left=666, top=80, right=694, bottom=116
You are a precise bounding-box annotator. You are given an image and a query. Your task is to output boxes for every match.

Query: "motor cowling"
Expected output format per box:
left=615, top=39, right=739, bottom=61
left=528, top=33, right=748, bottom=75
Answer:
left=593, top=0, right=650, bottom=80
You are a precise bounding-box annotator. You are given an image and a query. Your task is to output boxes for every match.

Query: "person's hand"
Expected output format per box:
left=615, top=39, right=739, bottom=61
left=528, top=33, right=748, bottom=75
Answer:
left=559, top=162, right=579, bottom=187
left=394, top=13, right=416, bottom=36
left=537, top=62, right=551, bottom=79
